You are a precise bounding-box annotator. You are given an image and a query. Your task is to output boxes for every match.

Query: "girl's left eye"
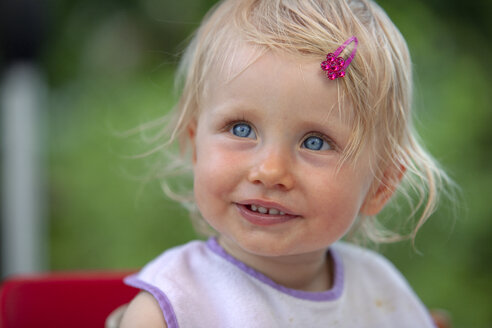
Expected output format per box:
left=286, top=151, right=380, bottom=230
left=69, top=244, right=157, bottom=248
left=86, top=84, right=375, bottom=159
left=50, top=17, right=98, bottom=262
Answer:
left=302, top=135, right=332, bottom=151
left=230, top=122, right=256, bottom=139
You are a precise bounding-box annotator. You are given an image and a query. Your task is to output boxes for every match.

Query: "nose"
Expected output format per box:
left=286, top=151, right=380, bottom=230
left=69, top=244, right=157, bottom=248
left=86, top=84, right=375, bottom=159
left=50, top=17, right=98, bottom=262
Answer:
left=248, top=149, right=295, bottom=190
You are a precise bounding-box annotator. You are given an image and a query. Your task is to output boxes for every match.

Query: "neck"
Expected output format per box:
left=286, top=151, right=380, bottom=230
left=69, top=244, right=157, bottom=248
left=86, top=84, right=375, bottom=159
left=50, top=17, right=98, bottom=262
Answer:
left=217, top=236, right=333, bottom=292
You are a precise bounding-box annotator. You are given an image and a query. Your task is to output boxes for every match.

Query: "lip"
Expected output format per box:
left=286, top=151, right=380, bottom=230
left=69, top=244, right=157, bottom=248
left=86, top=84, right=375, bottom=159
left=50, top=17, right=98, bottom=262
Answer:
left=235, top=200, right=300, bottom=226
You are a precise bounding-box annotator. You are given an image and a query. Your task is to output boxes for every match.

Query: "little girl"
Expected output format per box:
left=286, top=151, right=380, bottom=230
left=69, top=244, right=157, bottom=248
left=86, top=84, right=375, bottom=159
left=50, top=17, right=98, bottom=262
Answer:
left=120, top=0, right=450, bottom=327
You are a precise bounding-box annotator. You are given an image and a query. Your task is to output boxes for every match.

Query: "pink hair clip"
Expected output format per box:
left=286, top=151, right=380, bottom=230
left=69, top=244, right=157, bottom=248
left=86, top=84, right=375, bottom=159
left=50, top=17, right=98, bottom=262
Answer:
left=321, top=36, right=358, bottom=80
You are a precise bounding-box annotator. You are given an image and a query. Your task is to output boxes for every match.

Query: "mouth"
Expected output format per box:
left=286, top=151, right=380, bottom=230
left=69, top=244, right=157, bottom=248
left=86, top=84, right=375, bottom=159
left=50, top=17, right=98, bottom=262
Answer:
left=235, top=200, right=300, bottom=226
left=237, top=199, right=297, bottom=215
left=247, top=204, right=286, bottom=215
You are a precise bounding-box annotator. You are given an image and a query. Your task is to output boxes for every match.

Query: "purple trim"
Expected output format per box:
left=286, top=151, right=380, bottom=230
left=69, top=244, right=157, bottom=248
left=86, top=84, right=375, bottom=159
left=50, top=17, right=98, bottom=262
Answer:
left=124, top=275, right=180, bottom=328
left=206, top=238, right=343, bottom=302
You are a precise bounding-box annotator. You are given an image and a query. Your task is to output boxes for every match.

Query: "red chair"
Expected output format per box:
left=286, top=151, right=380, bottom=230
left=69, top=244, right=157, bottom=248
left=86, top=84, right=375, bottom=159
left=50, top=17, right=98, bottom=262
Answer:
left=0, top=271, right=138, bottom=328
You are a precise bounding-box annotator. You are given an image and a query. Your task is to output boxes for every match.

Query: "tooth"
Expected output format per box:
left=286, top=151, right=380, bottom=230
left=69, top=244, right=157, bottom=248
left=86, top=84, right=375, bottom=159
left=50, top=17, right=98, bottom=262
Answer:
left=279, top=211, right=285, bottom=215
left=251, top=204, right=257, bottom=211
left=268, top=208, right=279, bottom=215
left=258, top=206, right=268, bottom=214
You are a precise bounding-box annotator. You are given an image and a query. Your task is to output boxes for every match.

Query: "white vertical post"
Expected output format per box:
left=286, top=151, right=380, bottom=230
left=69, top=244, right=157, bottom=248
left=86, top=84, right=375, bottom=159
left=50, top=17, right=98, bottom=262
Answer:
left=1, top=63, right=47, bottom=277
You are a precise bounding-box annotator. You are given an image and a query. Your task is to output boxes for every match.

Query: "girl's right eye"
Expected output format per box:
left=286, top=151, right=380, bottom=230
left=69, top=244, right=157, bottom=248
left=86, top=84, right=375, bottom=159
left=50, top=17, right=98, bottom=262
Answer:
left=230, top=123, right=256, bottom=139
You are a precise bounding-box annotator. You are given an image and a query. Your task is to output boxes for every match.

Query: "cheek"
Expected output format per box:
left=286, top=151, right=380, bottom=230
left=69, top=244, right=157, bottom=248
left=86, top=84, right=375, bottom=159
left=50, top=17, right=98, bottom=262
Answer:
left=193, top=141, right=244, bottom=201
left=307, top=171, right=372, bottom=222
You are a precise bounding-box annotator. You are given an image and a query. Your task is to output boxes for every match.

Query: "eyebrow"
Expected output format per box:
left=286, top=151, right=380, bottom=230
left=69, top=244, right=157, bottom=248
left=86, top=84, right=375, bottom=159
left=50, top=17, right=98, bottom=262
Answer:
left=206, top=99, right=261, bottom=119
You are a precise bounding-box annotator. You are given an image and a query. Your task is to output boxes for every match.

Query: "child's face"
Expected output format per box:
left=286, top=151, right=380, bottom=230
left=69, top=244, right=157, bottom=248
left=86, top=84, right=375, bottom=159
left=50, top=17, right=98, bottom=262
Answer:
left=189, top=47, right=380, bottom=258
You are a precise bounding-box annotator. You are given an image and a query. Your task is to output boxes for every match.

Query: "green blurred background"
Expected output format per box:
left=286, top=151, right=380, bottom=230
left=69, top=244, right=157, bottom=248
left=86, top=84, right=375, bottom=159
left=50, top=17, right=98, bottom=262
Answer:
left=1, top=0, right=491, bottom=327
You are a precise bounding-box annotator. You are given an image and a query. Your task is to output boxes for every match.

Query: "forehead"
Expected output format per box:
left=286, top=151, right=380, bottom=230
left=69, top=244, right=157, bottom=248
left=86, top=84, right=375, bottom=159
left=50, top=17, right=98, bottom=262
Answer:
left=202, top=44, right=355, bottom=125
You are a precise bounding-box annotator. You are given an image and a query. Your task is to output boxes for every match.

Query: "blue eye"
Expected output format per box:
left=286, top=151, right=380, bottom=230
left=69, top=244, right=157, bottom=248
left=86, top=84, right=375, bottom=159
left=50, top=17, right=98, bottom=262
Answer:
left=302, top=136, right=331, bottom=151
left=231, top=123, right=256, bottom=139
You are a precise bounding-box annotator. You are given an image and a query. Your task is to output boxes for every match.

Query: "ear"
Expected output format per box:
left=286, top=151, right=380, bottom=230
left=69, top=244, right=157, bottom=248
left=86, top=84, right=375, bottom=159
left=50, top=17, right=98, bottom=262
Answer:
left=360, top=163, right=406, bottom=216
left=187, top=119, right=198, bottom=164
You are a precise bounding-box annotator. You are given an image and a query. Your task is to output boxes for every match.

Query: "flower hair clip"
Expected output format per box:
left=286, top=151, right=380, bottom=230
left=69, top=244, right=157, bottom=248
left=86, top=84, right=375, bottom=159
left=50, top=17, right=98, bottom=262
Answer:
left=321, top=36, right=358, bottom=80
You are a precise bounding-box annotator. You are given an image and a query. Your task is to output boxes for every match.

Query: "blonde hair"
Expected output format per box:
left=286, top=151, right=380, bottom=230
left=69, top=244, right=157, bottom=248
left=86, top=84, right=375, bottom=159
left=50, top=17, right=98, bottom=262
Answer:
left=141, top=0, right=453, bottom=243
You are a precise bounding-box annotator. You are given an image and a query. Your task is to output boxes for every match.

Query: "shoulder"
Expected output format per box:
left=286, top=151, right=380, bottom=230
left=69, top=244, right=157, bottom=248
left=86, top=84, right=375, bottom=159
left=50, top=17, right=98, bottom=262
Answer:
left=140, top=240, right=208, bottom=275
left=120, top=292, right=167, bottom=328
left=332, top=243, right=435, bottom=327
left=333, top=242, right=420, bottom=298
left=127, top=240, right=208, bottom=288
left=333, top=242, right=402, bottom=277
left=121, top=240, right=212, bottom=328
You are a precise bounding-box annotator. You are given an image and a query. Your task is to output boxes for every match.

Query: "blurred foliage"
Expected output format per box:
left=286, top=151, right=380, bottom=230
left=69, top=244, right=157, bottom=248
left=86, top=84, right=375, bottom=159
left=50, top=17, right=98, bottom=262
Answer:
left=3, top=0, right=491, bottom=327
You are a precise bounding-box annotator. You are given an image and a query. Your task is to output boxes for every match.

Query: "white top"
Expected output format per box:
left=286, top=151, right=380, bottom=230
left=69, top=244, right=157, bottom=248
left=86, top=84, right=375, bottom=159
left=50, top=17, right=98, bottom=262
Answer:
left=125, top=238, right=435, bottom=328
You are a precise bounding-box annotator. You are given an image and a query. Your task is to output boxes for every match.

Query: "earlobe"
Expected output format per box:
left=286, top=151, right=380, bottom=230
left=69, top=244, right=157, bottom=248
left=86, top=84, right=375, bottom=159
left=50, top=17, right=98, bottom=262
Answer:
left=187, top=120, right=198, bottom=164
left=360, top=164, right=406, bottom=216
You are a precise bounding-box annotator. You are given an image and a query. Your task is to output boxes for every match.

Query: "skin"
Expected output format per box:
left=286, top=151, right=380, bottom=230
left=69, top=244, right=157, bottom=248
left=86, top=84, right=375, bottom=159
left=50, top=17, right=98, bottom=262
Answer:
left=120, top=292, right=167, bottom=328
left=189, top=46, right=399, bottom=291
left=120, top=46, right=402, bottom=327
